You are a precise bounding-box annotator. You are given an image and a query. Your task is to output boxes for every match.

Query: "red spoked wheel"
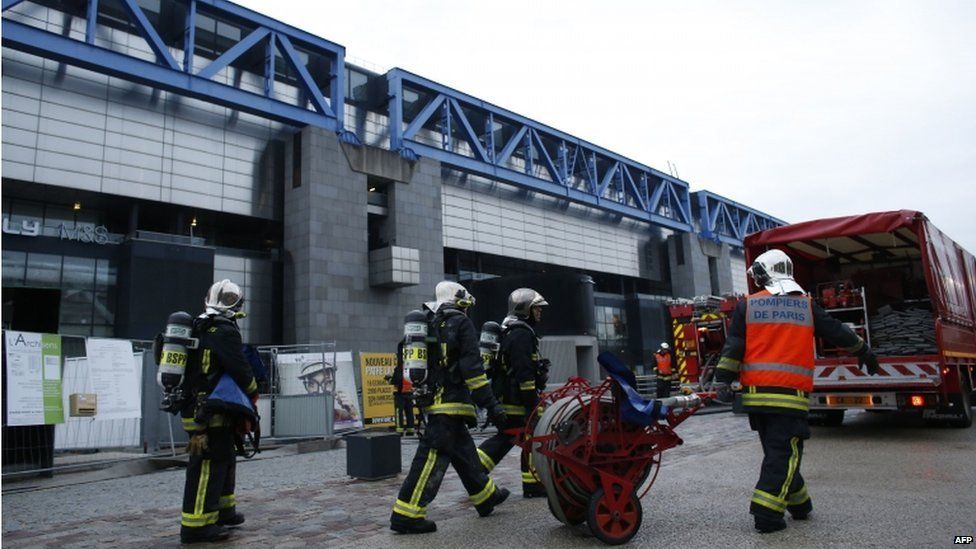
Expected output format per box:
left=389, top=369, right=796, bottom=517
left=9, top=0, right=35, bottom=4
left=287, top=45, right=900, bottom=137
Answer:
left=586, top=487, right=643, bottom=545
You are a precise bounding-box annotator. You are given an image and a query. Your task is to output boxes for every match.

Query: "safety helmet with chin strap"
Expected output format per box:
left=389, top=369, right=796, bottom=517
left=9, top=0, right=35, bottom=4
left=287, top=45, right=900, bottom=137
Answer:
left=426, top=281, right=476, bottom=312
left=204, top=279, right=245, bottom=318
left=508, top=288, right=548, bottom=319
left=748, top=249, right=804, bottom=295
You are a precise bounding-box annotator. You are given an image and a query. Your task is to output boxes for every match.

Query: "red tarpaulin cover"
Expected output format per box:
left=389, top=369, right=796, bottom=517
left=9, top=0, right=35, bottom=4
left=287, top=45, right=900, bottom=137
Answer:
left=744, top=210, right=925, bottom=247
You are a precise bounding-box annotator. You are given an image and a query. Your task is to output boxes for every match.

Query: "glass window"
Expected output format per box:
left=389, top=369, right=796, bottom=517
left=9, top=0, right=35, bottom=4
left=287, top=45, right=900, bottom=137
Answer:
left=347, top=69, right=369, bottom=102
left=60, top=287, right=94, bottom=332
left=95, top=259, right=116, bottom=292
left=2, top=250, right=26, bottom=286
left=26, top=253, right=62, bottom=288
left=93, top=290, right=115, bottom=326
left=62, top=257, right=96, bottom=290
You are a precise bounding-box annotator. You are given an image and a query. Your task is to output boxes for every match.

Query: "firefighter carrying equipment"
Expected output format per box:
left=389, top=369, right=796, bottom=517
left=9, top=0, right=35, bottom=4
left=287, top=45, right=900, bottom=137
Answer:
left=155, top=311, right=199, bottom=413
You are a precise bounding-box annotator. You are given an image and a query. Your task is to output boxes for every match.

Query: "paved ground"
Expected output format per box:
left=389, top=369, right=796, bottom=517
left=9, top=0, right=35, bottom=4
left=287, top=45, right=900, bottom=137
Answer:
left=3, top=409, right=974, bottom=548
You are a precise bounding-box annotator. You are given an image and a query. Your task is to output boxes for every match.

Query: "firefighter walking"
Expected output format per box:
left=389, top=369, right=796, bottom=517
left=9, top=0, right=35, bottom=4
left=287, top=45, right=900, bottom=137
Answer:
left=179, top=280, right=260, bottom=544
left=654, top=342, right=673, bottom=398
left=477, top=288, right=551, bottom=498
left=714, top=250, right=879, bottom=533
left=390, top=281, right=510, bottom=534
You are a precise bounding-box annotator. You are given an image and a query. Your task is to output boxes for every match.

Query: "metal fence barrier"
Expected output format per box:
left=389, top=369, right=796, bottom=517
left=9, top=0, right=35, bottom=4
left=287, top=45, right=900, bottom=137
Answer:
left=2, top=331, right=341, bottom=479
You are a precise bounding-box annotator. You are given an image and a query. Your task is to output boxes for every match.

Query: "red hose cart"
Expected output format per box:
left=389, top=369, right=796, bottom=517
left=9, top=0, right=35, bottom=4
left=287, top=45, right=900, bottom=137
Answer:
left=515, top=352, right=713, bottom=545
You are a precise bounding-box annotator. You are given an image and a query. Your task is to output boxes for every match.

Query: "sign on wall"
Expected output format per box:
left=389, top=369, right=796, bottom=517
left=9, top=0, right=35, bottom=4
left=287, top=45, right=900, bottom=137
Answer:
left=4, top=331, right=64, bottom=426
left=359, top=352, right=396, bottom=427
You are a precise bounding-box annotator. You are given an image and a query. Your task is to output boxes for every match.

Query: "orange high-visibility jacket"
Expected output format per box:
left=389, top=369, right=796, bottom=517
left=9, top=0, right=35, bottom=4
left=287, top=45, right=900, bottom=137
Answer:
left=741, top=290, right=815, bottom=392
left=654, top=352, right=672, bottom=376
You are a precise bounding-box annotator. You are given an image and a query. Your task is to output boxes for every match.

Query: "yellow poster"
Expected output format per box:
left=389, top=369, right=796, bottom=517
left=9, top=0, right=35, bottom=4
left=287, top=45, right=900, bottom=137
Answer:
left=359, top=352, right=396, bottom=427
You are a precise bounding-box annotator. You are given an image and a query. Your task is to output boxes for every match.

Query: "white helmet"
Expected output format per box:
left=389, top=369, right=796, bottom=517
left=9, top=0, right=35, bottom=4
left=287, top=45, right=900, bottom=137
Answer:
left=508, top=288, right=548, bottom=319
left=204, top=279, right=245, bottom=317
left=748, top=249, right=804, bottom=296
left=660, top=342, right=670, bottom=351
left=426, top=281, right=476, bottom=312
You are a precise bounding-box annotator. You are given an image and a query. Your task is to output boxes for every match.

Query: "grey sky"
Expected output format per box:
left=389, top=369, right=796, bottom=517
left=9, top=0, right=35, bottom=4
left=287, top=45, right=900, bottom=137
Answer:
left=237, top=0, right=976, bottom=252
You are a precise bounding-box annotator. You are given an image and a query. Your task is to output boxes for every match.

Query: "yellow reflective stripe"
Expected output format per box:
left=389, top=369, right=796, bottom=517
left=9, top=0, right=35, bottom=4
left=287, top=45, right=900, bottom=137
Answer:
left=751, top=489, right=787, bottom=512
left=779, top=437, right=800, bottom=500
left=477, top=448, right=496, bottom=472
left=521, top=472, right=538, bottom=483
left=181, top=511, right=218, bottom=527
left=717, top=356, right=741, bottom=373
left=246, top=378, right=257, bottom=394
left=469, top=478, right=496, bottom=505
left=502, top=404, right=527, bottom=416
left=519, top=380, right=536, bottom=391
left=194, top=459, right=211, bottom=517
left=201, top=349, right=211, bottom=374
left=218, top=494, right=236, bottom=509
left=393, top=499, right=426, bottom=519
left=183, top=418, right=204, bottom=431
left=208, top=414, right=227, bottom=427
left=426, top=402, right=476, bottom=417
left=410, top=449, right=437, bottom=507
left=741, top=393, right=810, bottom=412
left=844, top=338, right=865, bottom=354
left=788, top=485, right=810, bottom=506
left=466, top=374, right=489, bottom=391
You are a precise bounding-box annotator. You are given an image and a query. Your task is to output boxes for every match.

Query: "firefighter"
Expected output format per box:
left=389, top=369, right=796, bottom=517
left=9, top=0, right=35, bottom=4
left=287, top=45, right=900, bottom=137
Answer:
left=713, top=249, right=880, bottom=534
left=477, top=288, right=550, bottom=498
left=654, top=342, right=673, bottom=398
left=180, top=280, right=259, bottom=544
left=390, top=339, right=416, bottom=436
left=390, top=281, right=510, bottom=534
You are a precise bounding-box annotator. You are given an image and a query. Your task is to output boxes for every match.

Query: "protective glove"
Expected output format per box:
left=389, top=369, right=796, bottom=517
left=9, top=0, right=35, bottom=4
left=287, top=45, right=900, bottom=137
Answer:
left=858, top=348, right=880, bottom=375
left=712, top=382, right=734, bottom=405
left=187, top=433, right=209, bottom=456
left=536, top=359, right=551, bottom=390
left=487, top=403, right=508, bottom=428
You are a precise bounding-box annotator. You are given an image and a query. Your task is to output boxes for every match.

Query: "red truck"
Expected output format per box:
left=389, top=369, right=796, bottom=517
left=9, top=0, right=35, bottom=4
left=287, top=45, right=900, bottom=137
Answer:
left=744, top=210, right=975, bottom=427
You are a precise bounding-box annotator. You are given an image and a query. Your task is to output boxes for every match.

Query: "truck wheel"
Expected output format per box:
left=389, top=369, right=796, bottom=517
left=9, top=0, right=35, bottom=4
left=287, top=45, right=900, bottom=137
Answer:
left=822, top=409, right=845, bottom=426
left=947, top=375, right=973, bottom=429
left=809, top=410, right=844, bottom=426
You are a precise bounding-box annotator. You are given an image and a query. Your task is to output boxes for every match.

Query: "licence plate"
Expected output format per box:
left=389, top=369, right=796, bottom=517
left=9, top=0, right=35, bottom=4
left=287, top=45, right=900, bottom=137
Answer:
left=826, top=395, right=873, bottom=406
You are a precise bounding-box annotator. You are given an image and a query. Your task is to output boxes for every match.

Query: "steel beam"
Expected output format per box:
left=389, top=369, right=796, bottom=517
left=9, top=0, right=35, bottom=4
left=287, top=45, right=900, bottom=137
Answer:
left=3, top=0, right=344, bottom=130
left=387, top=68, right=695, bottom=232
left=1, top=20, right=338, bottom=130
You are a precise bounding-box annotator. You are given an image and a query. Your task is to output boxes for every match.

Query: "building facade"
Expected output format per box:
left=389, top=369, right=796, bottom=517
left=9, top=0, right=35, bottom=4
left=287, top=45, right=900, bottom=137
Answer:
left=1, top=0, right=781, bottom=375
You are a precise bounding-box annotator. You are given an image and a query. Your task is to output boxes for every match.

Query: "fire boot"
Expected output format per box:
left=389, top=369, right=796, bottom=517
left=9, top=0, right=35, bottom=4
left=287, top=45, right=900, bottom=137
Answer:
left=218, top=511, right=245, bottom=527
left=390, top=513, right=437, bottom=534
left=180, top=524, right=230, bottom=544
left=522, top=483, right=547, bottom=499
left=754, top=514, right=787, bottom=533
left=475, top=487, right=510, bottom=517
left=788, top=499, right=812, bottom=520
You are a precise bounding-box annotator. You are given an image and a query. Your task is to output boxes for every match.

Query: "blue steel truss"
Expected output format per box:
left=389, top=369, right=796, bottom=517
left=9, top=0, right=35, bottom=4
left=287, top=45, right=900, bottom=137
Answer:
left=387, top=68, right=694, bottom=233
left=694, top=191, right=786, bottom=246
left=1, top=0, right=350, bottom=135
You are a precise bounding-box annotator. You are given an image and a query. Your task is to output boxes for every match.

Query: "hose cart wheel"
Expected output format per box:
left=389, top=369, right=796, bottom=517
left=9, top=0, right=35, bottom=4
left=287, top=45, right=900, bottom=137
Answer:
left=586, top=487, right=643, bottom=545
